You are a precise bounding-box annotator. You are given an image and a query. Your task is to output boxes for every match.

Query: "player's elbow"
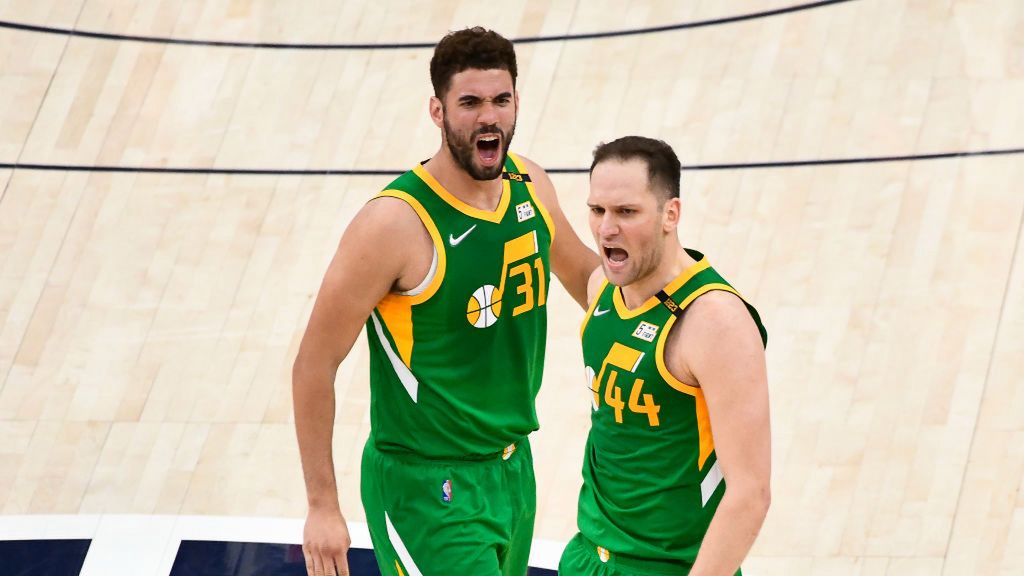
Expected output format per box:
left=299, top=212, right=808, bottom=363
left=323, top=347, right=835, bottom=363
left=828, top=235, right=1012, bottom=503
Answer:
left=728, top=477, right=771, bottom=520
left=752, top=481, right=771, bottom=521
left=756, top=483, right=771, bottom=517
left=292, top=347, right=337, bottom=396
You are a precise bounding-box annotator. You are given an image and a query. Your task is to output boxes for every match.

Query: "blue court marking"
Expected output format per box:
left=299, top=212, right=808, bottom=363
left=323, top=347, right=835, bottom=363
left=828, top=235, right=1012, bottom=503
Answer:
left=0, top=539, right=91, bottom=576
left=170, top=541, right=557, bottom=576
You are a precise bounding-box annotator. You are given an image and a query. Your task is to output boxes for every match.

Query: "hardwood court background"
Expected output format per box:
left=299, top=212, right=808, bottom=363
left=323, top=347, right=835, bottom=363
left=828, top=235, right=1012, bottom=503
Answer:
left=1, top=0, right=1022, bottom=574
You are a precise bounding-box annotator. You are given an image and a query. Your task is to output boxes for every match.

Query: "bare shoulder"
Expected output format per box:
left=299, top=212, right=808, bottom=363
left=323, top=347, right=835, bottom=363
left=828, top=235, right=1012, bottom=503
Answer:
left=357, top=195, right=423, bottom=234
left=679, top=290, right=760, bottom=341
left=513, top=153, right=547, bottom=177
left=334, top=195, right=433, bottom=292
left=666, top=290, right=764, bottom=387
left=513, top=154, right=555, bottom=197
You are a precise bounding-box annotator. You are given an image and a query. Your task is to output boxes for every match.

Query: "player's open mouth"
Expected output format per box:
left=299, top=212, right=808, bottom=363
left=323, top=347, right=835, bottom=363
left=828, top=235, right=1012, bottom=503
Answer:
left=476, top=134, right=501, bottom=166
left=603, top=245, right=629, bottom=269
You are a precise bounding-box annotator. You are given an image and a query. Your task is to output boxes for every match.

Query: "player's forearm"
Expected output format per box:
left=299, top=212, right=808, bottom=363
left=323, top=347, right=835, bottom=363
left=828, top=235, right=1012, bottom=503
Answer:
left=293, top=357, right=341, bottom=511
left=554, top=248, right=600, bottom=309
left=689, top=483, right=770, bottom=576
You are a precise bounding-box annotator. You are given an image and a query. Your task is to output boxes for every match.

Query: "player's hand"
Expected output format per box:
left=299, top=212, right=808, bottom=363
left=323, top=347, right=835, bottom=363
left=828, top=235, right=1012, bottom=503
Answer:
left=303, top=507, right=351, bottom=576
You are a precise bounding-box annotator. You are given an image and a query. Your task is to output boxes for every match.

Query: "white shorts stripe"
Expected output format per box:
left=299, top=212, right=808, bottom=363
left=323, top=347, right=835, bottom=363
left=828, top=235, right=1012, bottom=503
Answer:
left=385, top=512, right=424, bottom=576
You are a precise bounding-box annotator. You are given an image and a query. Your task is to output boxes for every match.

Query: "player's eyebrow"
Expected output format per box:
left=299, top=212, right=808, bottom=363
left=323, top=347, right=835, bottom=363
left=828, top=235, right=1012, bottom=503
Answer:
left=458, top=92, right=513, bottom=104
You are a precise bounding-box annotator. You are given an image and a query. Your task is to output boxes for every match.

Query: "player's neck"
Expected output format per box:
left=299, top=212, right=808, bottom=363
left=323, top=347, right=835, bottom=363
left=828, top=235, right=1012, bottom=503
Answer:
left=620, top=243, right=695, bottom=309
left=423, top=147, right=504, bottom=210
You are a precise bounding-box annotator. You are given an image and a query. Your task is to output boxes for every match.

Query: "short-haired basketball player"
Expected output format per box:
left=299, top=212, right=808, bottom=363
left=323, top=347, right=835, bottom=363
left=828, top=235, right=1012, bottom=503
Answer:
left=293, top=27, right=598, bottom=576
left=560, top=136, right=770, bottom=575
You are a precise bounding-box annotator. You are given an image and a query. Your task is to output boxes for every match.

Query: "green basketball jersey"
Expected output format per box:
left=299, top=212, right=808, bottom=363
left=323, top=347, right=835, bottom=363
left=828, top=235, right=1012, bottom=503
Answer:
left=577, top=249, right=767, bottom=563
left=365, top=153, right=554, bottom=459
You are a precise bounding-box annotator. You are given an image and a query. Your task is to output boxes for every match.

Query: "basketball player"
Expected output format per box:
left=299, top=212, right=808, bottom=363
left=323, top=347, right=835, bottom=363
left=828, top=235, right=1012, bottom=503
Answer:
left=293, top=28, right=598, bottom=576
left=560, top=136, right=770, bottom=575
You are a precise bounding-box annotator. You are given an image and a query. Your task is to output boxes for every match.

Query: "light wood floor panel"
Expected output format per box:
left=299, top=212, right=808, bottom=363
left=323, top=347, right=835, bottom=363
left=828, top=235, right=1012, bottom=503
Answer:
left=0, top=1, right=1021, bottom=572
left=0, top=0, right=85, bottom=28
left=44, top=1, right=812, bottom=44
left=944, top=158, right=1024, bottom=574
left=0, top=171, right=87, bottom=419
left=0, top=28, right=68, bottom=161
left=744, top=555, right=949, bottom=576
left=2, top=420, right=109, bottom=514
left=10, top=1, right=1021, bottom=169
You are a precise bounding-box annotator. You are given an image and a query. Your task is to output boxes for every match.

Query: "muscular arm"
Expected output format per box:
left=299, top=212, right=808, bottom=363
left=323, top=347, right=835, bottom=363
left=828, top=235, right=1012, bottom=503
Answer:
left=293, top=197, right=428, bottom=574
left=518, top=155, right=600, bottom=309
left=585, top=265, right=605, bottom=308
left=671, top=291, right=771, bottom=576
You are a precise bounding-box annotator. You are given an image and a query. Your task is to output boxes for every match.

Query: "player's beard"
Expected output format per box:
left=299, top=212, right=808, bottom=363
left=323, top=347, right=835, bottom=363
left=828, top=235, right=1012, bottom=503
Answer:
left=443, top=115, right=516, bottom=181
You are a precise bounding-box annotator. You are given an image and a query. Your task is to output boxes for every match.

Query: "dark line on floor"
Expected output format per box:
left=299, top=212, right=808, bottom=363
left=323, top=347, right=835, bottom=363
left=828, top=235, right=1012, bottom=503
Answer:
left=1, top=147, right=1021, bottom=177
left=0, top=0, right=858, bottom=50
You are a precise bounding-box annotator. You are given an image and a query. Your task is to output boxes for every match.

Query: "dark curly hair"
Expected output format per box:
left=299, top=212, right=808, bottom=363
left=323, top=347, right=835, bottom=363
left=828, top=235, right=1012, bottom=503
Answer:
left=430, top=27, right=517, bottom=99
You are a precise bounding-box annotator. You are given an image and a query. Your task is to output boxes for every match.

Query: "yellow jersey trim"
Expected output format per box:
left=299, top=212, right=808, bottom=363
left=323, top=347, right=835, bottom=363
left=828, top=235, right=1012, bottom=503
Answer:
left=376, top=296, right=414, bottom=367
left=374, top=190, right=447, bottom=306
left=579, top=279, right=610, bottom=338
left=612, top=257, right=710, bottom=319
left=412, top=164, right=510, bottom=223
left=654, top=283, right=743, bottom=470
left=507, top=153, right=556, bottom=242
left=371, top=189, right=448, bottom=368
left=654, top=283, right=743, bottom=393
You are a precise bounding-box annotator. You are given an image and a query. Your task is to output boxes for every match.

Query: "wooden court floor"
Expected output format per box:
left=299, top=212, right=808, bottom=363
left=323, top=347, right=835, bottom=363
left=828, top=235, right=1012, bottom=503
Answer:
left=1, top=0, right=1022, bottom=574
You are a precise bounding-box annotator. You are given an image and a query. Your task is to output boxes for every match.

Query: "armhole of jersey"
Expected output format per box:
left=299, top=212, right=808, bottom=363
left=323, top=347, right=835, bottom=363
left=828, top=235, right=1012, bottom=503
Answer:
left=507, top=152, right=556, bottom=242
left=373, top=190, right=447, bottom=305
left=655, top=283, right=743, bottom=396
left=580, top=279, right=610, bottom=338
left=655, top=314, right=701, bottom=396
left=399, top=247, right=437, bottom=297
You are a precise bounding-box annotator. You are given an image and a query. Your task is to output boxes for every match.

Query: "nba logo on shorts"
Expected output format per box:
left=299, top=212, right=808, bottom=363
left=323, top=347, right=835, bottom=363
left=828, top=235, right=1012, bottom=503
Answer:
left=441, top=479, right=452, bottom=503
left=597, top=546, right=610, bottom=563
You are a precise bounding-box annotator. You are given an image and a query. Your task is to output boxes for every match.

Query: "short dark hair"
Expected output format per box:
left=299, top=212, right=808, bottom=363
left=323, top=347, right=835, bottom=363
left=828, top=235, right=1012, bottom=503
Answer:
left=590, top=136, right=681, bottom=202
left=430, top=27, right=518, bottom=99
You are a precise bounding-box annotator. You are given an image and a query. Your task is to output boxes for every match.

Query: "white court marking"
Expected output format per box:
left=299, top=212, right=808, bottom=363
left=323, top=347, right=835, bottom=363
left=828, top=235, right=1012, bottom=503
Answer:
left=0, top=514, right=565, bottom=572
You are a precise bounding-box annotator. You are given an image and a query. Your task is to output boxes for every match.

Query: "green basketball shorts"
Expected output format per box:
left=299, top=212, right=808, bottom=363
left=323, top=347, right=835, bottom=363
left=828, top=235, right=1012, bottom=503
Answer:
left=558, top=532, right=719, bottom=576
left=361, top=437, right=536, bottom=576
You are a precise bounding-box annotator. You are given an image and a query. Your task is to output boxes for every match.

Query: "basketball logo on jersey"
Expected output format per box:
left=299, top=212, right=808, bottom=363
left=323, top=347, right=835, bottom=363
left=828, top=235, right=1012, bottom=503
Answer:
left=515, top=201, right=535, bottom=222
left=632, top=321, right=659, bottom=342
left=597, top=546, right=611, bottom=563
left=466, top=230, right=546, bottom=328
left=467, top=285, right=502, bottom=328
left=441, top=479, right=452, bottom=503
left=585, top=365, right=599, bottom=411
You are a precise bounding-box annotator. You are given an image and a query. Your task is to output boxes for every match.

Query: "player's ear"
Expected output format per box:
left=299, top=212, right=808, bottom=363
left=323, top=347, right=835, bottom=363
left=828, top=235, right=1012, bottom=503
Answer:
left=429, top=95, right=444, bottom=128
left=662, top=197, right=681, bottom=231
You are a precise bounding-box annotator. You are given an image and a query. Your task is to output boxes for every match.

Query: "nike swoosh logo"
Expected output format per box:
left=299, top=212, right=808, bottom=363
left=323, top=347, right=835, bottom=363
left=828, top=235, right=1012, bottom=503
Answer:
left=449, top=224, right=477, bottom=246
left=593, top=306, right=610, bottom=316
